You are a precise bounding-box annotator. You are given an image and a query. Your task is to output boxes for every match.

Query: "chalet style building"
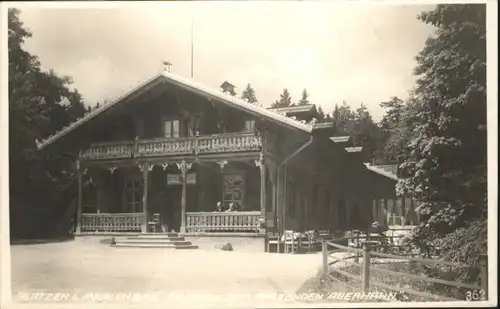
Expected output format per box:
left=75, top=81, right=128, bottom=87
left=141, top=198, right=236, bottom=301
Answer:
left=36, top=70, right=417, bottom=248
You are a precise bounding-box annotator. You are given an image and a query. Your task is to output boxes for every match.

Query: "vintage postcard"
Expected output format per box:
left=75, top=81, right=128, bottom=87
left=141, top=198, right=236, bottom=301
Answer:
left=0, top=0, right=497, bottom=308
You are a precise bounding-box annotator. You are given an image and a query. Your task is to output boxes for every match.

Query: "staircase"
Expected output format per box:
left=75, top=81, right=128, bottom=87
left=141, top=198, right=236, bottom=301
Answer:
left=111, top=233, right=198, bottom=249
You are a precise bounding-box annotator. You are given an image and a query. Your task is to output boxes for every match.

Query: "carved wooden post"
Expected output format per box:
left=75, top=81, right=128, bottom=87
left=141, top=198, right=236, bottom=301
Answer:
left=177, top=161, right=191, bottom=233
left=76, top=159, right=83, bottom=234
left=139, top=163, right=153, bottom=233
left=255, top=153, right=266, bottom=233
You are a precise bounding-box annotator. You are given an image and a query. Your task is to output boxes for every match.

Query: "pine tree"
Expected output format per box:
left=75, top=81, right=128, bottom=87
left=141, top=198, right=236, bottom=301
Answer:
left=271, top=89, right=292, bottom=108
left=297, top=89, right=310, bottom=105
left=317, top=106, right=325, bottom=121
left=240, top=83, right=258, bottom=104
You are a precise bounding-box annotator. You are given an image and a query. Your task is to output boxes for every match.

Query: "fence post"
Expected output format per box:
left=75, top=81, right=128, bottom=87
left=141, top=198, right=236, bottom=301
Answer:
left=479, top=254, right=488, bottom=300
left=322, top=240, right=328, bottom=277
left=362, top=241, right=375, bottom=293
left=355, top=231, right=360, bottom=263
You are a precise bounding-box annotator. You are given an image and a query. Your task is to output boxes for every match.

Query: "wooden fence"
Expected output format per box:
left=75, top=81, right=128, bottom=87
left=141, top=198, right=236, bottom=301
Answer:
left=322, top=239, right=488, bottom=302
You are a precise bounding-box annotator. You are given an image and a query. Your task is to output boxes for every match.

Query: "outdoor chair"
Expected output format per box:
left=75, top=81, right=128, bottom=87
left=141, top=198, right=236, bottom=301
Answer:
left=266, top=232, right=282, bottom=253
left=148, top=213, right=161, bottom=233
left=317, top=230, right=331, bottom=242
left=304, top=230, right=317, bottom=252
left=281, top=230, right=300, bottom=253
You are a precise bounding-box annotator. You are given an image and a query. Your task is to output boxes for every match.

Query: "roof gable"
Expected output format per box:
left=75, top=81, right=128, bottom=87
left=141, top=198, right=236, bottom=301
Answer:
left=37, top=72, right=314, bottom=150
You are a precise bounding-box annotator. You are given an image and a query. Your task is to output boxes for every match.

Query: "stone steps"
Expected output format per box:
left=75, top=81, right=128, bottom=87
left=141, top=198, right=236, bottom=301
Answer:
left=137, top=232, right=180, bottom=237
left=111, top=233, right=198, bottom=249
left=111, top=243, right=198, bottom=249
left=118, top=239, right=192, bottom=245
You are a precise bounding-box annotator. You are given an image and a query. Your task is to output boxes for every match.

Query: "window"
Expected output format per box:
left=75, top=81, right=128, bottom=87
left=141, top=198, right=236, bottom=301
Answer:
left=387, top=199, right=394, bottom=215
left=187, top=115, right=202, bottom=136
left=124, top=177, right=143, bottom=213
left=404, top=197, right=419, bottom=225
left=164, top=119, right=180, bottom=138
left=222, top=173, right=245, bottom=210
left=378, top=198, right=386, bottom=225
left=243, top=120, right=255, bottom=132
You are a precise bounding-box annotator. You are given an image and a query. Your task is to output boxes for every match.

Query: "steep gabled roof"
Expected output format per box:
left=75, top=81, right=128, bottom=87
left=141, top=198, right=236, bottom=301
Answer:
left=364, top=163, right=399, bottom=181
left=37, top=71, right=314, bottom=150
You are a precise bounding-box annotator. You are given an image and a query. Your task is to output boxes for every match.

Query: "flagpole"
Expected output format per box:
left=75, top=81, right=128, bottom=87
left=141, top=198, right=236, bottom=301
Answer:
left=191, top=19, right=194, bottom=79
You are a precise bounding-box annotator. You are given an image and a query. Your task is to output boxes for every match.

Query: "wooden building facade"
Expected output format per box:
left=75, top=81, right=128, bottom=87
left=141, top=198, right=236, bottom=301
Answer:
left=37, top=71, right=402, bottom=237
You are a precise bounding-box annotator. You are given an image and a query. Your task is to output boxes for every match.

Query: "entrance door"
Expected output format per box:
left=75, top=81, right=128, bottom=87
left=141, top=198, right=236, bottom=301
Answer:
left=222, top=173, right=245, bottom=210
left=124, top=177, right=143, bottom=213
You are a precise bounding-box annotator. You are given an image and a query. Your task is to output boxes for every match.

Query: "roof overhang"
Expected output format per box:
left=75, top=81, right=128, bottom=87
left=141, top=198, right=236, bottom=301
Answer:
left=268, top=104, right=318, bottom=116
left=329, top=136, right=351, bottom=143
left=345, top=146, right=363, bottom=153
left=364, top=163, right=399, bottom=181
left=37, top=72, right=313, bottom=150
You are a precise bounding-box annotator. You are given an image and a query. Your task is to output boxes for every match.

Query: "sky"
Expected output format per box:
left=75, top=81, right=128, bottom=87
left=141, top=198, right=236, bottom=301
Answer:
left=18, top=2, right=436, bottom=122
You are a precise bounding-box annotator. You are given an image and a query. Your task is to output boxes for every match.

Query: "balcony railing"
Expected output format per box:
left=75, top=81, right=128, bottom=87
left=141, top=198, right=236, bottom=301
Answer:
left=81, top=213, right=143, bottom=232
left=185, top=211, right=261, bottom=233
left=80, top=132, right=262, bottom=161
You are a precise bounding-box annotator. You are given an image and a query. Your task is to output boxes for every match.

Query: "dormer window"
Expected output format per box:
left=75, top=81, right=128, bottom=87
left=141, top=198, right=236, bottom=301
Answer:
left=164, top=119, right=180, bottom=138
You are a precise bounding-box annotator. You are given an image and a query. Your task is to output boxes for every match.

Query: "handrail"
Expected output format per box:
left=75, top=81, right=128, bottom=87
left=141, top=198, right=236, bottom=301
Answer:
left=80, top=132, right=262, bottom=161
left=326, top=240, right=363, bottom=253
left=83, top=212, right=143, bottom=216
left=81, top=212, right=143, bottom=232
left=368, top=249, right=470, bottom=268
left=185, top=211, right=261, bottom=233
left=186, top=211, right=260, bottom=215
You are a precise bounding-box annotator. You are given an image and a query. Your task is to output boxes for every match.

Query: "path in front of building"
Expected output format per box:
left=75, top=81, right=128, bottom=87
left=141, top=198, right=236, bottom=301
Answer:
left=10, top=238, right=327, bottom=308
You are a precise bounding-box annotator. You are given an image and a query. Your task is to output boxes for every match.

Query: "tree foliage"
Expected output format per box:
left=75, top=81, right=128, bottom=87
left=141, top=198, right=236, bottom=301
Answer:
left=9, top=8, right=86, bottom=238
left=331, top=102, right=384, bottom=162
left=297, top=89, right=310, bottom=105
left=395, top=4, right=487, bottom=280
left=316, top=106, right=325, bottom=121
left=375, top=96, right=419, bottom=164
left=240, top=83, right=258, bottom=104
left=271, top=88, right=292, bottom=108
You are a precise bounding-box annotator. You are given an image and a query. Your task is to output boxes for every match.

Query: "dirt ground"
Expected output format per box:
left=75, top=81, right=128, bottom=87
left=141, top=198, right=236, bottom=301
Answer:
left=10, top=238, right=328, bottom=307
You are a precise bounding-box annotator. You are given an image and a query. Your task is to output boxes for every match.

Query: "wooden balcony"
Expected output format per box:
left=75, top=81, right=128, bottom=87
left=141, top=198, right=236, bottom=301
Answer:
left=79, top=132, right=262, bottom=161
left=186, top=211, right=262, bottom=233
left=81, top=213, right=143, bottom=232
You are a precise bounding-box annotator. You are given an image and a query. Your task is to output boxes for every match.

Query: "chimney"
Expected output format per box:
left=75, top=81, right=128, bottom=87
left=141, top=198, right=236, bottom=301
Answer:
left=220, top=81, right=236, bottom=96
left=162, top=61, right=172, bottom=73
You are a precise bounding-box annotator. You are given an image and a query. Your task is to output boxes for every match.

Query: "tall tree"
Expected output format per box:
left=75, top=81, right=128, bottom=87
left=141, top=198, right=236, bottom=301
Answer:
left=317, top=106, right=325, bottom=121
left=9, top=8, right=86, bottom=238
left=297, top=89, right=310, bottom=105
left=271, top=88, right=292, bottom=108
left=397, top=4, right=487, bottom=277
left=240, top=83, right=258, bottom=104
left=379, top=96, right=405, bottom=131
left=375, top=96, right=419, bottom=164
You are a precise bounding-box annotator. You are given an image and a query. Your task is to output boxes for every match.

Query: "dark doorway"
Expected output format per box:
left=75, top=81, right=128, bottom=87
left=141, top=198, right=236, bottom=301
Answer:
left=165, top=182, right=182, bottom=232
